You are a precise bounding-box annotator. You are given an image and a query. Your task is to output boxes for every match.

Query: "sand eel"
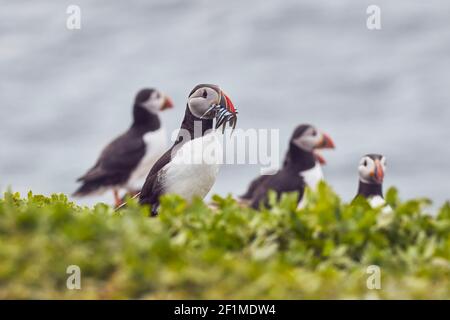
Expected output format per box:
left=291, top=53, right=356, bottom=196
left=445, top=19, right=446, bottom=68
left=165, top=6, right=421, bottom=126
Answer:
left=73, top=88, right=173, bottom=206
left=139, top=84, right=237, bottom=216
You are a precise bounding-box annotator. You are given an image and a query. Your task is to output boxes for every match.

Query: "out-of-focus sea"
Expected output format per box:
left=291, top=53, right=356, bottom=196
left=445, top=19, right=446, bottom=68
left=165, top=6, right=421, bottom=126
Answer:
left=1, top=0, right=449, bottom=209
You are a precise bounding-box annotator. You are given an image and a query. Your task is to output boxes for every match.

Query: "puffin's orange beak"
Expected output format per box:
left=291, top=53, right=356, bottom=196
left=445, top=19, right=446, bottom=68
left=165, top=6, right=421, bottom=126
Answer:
left=160, top=96, right=174, bottom=110
left=317, top=133, right=335, bottom=149
left=313, top=133, right=335, bottom=165
left=370, top=160, right=384, bottom=183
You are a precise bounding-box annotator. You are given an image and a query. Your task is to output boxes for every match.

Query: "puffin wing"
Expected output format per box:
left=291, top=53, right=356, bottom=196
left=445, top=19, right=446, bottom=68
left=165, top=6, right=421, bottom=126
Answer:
left=138, top=147, right=174, bottom=208
left=139, top=136, right=192, bottom=214
left=250, top=170, right=305, bottom=209
left=240, top=174, right=272, bottom=200
left=74, top=132, right=146, bottom=195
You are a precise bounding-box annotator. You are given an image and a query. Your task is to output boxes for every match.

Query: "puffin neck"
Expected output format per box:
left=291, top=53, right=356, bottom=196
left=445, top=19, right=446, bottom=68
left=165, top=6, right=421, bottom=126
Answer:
left=131, top=104, right=161, bottom=133
left=357, top=181, right=383, bottom=198
left=284, top=143, right=316, bottom=172
left=175, top=105, right=213, bottom=142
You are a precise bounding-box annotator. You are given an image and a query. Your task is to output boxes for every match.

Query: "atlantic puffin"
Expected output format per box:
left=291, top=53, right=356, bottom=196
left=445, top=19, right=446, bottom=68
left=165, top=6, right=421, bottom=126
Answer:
left=243, top=124, right=334, bottom=209
left=354, top=154, right=388, bottom=209
left=73, top=88, right=173, bottom=206
left=139, top=84, right=237, bottom=216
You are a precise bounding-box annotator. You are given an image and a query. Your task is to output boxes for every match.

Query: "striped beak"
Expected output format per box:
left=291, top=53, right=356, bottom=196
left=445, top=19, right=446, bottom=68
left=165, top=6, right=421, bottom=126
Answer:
left=200, top=88, right=238, bottom=133
left=316, top=133, right=335, bottom=149
left=313, top=132, right=335, bottom=165
left=160, top=96, right=174, bottom=110
left=370, top=159, right=384, bottom=183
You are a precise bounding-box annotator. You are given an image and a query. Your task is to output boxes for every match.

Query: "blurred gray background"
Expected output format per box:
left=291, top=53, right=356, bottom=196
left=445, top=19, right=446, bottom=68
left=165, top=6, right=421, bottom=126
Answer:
left=1, top=0, right=449, bottom=207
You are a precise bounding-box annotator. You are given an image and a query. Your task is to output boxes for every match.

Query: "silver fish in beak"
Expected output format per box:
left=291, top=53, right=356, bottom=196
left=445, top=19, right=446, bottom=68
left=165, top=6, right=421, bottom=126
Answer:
left=200, top=90, right=237, bottom=133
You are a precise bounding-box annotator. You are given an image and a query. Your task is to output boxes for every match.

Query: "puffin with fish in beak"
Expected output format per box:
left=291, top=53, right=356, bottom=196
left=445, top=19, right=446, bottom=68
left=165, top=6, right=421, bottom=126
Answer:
left=139, top=84, right=237, bottom=216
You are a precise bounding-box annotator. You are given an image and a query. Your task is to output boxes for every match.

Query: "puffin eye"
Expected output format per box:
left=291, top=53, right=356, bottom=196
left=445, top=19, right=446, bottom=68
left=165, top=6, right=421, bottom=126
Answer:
left=155, top=92, right=161, bottom=99
left=363, top=160, right=367, bottom=166
left=311, top=130, right=317, bottom=136
left=202, top=89, right=208, bottom=98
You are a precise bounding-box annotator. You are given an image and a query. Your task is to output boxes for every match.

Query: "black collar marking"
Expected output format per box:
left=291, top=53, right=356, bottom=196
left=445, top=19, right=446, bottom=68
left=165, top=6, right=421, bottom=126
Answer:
left=132, top=104, right=161, bottom=134
left=357, top=181, right=383, bottom=198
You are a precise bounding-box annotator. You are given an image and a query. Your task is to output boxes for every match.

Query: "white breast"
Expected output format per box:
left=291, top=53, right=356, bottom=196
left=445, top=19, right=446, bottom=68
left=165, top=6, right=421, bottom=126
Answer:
left=368, top=195, right=393, bottom=214
left=161, top=132, right=221, bottom=201
left=368, top=195, right=385, bottom=207
left=128, top=127, right=167, bottom=189
left=297, top=162, right=324, bottom=209
left=300, top=162, right=324, bottom=190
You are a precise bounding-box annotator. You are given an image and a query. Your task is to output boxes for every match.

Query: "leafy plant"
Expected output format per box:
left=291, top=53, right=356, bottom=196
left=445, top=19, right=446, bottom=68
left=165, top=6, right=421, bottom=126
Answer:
left=0, top=184, right=448, bottom=299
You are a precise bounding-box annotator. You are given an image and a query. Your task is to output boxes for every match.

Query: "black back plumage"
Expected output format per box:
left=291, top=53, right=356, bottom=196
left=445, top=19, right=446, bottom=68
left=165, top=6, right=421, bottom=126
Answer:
left=73, top=89, right=161, bottom=196
left=240, top=175, right=271, bottom=200
left=74, top=129, right=147, bottom=196
left=249, top=166, right=306, bottom=209
left=247, top=125, right=317, bottom=209
left=240, top=157, right=290, bottom=201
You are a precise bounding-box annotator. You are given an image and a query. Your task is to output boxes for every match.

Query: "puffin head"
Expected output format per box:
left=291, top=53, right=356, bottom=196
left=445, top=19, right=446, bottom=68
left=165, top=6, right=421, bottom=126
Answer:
left=187, top=84, right=237, bottom=132
left=291, top=124, right=335, bottom=164
left=358, top=154, right=386, bottom=184
left=135, top=88, right=173, bottom=114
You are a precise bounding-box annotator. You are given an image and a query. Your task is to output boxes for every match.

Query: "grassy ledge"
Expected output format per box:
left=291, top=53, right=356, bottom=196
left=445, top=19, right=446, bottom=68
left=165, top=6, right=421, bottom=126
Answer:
left=0, top=183, right=449, bottom=299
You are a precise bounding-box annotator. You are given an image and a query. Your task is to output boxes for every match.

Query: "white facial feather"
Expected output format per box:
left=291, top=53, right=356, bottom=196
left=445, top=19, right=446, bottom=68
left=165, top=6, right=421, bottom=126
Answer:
left=293, top=127, right=323, bottom=152
left=358, top=155, right=386, bottom=184
left=141, top=90, right=166, bottom=113
left=188, top=87, right=220, bottom=119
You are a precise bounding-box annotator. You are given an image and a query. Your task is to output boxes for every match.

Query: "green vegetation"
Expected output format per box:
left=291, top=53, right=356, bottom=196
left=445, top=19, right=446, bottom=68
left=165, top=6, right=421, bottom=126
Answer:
left=0, top=184, right=449, bottom=299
